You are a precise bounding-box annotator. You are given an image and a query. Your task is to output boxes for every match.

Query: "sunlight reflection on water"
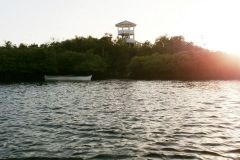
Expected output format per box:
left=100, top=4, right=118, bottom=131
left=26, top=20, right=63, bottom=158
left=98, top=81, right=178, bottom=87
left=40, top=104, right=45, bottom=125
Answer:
left=0, top=80, right=240, bottom=159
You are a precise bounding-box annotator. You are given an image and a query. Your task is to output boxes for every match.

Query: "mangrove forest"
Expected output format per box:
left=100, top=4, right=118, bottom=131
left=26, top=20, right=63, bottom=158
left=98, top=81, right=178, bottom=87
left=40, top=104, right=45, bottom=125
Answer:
left=0, top=35, right=240, bottom=82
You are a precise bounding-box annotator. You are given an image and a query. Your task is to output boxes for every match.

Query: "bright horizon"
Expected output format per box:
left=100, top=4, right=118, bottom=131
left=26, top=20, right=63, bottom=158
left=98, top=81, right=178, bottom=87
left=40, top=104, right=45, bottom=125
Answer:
left=1, top=0, right=240, bottom=55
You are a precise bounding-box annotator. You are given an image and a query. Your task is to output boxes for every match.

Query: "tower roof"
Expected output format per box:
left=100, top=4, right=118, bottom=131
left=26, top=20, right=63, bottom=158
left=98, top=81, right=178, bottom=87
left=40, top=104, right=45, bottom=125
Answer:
left=115, top=20, right=136, bottom=27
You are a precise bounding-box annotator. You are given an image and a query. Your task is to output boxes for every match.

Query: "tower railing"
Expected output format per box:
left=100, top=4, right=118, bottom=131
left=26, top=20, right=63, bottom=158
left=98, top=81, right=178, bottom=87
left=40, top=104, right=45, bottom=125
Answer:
left=118, top=30, right=134, bottom=35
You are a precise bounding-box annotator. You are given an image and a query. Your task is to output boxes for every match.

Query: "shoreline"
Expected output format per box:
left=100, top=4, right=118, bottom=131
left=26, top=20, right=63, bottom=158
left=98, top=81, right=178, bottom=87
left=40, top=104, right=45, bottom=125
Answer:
left=1, top=73, right=240, bottom=83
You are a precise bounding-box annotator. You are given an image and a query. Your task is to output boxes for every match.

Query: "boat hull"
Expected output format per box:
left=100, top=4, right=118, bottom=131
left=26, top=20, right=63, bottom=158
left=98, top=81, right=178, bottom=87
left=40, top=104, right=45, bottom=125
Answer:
left=44, top=75, right=92, bottom=81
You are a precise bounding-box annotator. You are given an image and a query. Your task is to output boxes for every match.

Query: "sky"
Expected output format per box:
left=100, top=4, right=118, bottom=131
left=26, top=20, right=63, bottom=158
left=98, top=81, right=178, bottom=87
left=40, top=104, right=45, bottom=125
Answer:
left=1, top=0, right=240, bottom=54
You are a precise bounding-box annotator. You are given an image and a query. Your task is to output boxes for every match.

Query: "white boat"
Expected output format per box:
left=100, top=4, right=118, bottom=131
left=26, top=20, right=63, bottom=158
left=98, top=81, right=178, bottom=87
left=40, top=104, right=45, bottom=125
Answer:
left=44, top=75, right=92, bottom=81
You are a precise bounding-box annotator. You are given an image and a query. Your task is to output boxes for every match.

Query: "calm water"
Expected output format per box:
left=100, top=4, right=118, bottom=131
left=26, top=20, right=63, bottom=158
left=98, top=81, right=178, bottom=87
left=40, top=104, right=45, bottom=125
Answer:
left=1, top=80, right=240, bottom=160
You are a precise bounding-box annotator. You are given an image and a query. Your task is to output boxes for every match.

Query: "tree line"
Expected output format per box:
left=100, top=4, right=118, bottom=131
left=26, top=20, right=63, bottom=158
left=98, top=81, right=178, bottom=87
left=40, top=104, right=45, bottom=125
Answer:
left=0, top=35, right=240, bottom=81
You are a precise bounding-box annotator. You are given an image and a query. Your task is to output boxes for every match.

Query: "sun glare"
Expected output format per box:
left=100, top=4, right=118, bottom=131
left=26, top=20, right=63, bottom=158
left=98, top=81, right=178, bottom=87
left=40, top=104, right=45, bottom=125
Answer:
left=203, top=35, right=240, bottom=55
left=172, top=0, right=240, bottom=55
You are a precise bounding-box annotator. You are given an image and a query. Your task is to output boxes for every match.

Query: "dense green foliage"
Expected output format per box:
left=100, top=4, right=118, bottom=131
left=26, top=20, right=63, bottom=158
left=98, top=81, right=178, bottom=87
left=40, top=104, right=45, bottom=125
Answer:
left=127, top=50, right=240, bottom=80
left=1, top=35, right=240, bottom=81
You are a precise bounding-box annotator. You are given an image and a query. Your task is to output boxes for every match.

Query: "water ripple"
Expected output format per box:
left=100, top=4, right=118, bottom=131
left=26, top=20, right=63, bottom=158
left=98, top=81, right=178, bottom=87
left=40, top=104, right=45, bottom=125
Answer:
left=1, top=80, right=240, bottom=159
